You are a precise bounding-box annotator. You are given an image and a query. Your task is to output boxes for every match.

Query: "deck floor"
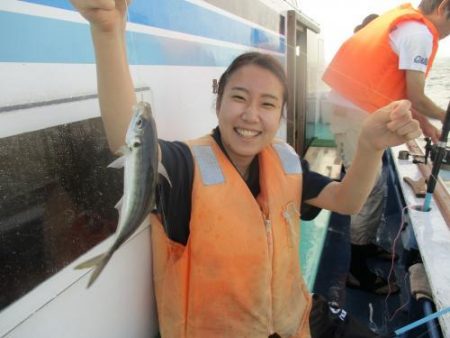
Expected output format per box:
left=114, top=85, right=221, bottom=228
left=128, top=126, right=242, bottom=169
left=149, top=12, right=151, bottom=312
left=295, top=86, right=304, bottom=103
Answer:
left=313, top=159, right=443, bottom=338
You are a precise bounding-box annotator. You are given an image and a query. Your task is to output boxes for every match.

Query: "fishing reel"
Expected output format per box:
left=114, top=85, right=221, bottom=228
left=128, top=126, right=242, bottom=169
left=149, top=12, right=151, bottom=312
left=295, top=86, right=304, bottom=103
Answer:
left=430, top=143, right=450, bottom=170
left=398, top=137, right=449, bottom=168
left=397, top=137, right=433, bottom=165
left=398, top=137, right=449, bottom=198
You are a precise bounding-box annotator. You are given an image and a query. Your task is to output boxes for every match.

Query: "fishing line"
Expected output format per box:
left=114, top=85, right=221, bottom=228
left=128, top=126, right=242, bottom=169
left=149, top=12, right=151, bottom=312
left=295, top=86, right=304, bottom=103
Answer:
left=379, top=205, right=411, bottom=326
left=382, top=205, right=409, bottom=311
left=383, top=202, right=450, bottom=336
left=386, top=273, right=409, bottom=322
left=124, top=0, right=145, bottom=102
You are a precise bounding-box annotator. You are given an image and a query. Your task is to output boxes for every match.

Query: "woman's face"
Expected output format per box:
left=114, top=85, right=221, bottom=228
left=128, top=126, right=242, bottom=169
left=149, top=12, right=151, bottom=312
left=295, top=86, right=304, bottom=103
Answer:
left=217, top=64, right=284, bottom=167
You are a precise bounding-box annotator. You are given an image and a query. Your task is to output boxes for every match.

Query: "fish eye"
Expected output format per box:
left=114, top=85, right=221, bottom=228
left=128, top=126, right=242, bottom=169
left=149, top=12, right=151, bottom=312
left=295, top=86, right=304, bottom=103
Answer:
left=136, top=118, right=143, bottom=128
left=133, top=141, right=141, bottom=148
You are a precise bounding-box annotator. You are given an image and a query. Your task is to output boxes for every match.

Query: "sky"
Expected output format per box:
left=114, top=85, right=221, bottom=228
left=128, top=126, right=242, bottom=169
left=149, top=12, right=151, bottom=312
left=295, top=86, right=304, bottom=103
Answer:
left=298, top=0, right=450, bottom=62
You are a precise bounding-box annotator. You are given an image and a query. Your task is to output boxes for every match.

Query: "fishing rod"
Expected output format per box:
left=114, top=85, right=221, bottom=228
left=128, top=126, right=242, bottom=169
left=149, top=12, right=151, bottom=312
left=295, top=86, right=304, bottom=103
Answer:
left=422, top=101, right=450, bottom=211
left=393, top=305, right=450, bottom=336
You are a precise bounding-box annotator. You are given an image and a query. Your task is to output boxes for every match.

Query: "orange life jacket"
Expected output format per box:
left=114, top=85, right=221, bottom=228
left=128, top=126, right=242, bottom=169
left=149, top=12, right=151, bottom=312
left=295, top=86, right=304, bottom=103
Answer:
left=150, top=135, right=311, bottom=338
left=322, top=3, right=439, bottom=113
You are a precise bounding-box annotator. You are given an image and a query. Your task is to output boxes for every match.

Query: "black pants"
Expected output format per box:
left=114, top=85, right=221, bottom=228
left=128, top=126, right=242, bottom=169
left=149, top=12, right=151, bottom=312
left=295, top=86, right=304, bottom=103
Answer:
left=308, top=294, right=392, bottom=338
left=268, top=294, right=392, bottom=337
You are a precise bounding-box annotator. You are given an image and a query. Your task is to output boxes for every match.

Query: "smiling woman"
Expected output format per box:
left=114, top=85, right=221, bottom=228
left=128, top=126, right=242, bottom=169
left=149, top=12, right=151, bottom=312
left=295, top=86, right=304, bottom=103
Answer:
left=216, top=57, right=286, bottom=176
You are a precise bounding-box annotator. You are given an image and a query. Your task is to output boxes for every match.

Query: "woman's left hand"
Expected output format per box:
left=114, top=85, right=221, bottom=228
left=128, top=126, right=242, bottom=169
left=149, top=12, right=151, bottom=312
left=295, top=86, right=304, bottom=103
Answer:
left=359, top=100, right=422, bottom=151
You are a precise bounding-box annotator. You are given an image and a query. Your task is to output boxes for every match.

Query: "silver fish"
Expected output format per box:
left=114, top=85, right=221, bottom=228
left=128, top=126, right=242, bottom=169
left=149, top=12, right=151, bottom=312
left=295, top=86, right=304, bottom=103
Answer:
left=76, top=101, right=169, bottom=287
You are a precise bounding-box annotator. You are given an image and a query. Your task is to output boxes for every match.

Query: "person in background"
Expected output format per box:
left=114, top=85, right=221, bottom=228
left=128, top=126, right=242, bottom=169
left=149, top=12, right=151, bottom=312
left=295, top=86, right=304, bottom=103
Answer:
left=322, top=0, right=450, bottom=294
left=70, top=0, right=421, bottom=336
left=353, top=13, right=379, bottom=33
left=315, top=13, right=383, bottom=305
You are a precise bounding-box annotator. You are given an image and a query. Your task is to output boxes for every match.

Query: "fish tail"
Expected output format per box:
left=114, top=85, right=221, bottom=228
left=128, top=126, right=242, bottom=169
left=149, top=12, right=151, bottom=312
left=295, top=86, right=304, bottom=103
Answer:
left=74, top=251, right=114, bottom=288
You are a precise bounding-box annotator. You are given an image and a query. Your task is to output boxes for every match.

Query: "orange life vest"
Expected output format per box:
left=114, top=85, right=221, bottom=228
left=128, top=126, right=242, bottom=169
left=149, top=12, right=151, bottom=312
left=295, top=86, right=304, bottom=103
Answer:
left=322, top=3, right=439, bottom=113
left=150, top=135, right=311, bottom=338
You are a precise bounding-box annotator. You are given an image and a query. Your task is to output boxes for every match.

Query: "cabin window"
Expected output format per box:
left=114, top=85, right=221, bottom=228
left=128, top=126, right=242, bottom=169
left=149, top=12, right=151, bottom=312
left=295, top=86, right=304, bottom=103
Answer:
left=305, top=31, right=335, bottom=149
left=0, top=117, right=121, bottom=311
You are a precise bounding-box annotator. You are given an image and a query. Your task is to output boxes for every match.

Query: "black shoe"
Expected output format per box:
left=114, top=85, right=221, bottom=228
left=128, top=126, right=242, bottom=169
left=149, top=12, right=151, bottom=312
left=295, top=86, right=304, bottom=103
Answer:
left=346, top=273, right=400, bottom=295
left=365, top=244, right=398, bottom=261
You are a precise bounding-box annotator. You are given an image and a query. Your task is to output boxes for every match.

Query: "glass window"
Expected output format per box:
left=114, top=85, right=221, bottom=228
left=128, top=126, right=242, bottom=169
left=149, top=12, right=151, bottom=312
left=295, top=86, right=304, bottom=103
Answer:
left=0, top=117, right=121, bottom=311
left=305, top=30, right=335, bottom=148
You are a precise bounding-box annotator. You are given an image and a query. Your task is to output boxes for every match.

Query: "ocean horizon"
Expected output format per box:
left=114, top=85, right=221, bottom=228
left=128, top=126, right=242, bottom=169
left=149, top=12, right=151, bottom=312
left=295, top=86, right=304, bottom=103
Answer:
left=426, top=56, right=449, bottom=110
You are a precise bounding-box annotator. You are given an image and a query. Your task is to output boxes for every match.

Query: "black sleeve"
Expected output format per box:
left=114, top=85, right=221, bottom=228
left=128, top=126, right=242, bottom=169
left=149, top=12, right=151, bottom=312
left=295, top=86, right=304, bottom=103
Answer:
left=156, top=140, right=194, bottom=246
left=156, top=142, right=332, bottom=239
left=300, top=158, right=333, bottom=221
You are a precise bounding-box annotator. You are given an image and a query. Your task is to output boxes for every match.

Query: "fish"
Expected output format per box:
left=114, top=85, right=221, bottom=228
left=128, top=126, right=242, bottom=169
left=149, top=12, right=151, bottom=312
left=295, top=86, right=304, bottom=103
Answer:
left=75, top=101, right=170, bottom=287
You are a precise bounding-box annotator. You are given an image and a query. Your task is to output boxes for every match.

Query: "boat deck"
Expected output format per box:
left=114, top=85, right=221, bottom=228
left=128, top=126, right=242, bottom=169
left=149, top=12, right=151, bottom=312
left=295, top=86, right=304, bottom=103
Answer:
left=312, top=148, right=449, bottom=337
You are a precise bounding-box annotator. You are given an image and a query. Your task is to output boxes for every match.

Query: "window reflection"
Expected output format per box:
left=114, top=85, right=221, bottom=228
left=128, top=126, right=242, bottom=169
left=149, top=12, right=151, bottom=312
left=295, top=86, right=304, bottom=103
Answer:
left=0, top=117, right=122, bottom=310
left=305, top=32, right=334, bottom=147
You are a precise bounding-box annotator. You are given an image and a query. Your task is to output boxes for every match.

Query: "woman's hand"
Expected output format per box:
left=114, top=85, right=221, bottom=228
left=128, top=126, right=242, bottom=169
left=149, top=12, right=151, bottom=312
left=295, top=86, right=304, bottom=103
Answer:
left=359, top=100, right=422, bottom=152
left=70, top=0, right=130, bottom=33
left=69, top=0, right=137, bottom=152
left=309, top=100, right=421, bottom=215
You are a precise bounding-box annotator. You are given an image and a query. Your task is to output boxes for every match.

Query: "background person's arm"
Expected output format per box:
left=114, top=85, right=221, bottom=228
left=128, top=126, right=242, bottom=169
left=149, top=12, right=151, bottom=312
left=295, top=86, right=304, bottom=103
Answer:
left=406, top=69, right=445, bottom=122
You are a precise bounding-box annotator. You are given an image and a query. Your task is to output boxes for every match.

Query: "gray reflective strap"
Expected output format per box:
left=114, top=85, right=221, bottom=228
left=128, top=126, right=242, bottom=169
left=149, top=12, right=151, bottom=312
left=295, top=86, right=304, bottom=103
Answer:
left=273, top=143, right=302, bottom=175
left=191, top=145, right=225, bottom=185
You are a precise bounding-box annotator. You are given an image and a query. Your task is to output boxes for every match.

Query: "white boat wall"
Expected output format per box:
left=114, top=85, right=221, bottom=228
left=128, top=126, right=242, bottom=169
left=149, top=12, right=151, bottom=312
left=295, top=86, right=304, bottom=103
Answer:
left=0, top=1, right=324, bottom=337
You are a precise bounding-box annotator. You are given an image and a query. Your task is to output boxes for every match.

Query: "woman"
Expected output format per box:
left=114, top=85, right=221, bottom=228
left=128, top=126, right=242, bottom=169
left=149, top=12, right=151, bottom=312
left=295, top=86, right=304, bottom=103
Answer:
left=70, top=1, right=421, bottom=337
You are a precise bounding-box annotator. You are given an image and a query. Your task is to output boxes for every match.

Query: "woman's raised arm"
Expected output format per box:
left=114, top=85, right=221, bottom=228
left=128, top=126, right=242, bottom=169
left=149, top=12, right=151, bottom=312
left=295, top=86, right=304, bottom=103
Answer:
left=307, top=100, right=421, bottom=214
left=70, top=0, right=136, bottom=152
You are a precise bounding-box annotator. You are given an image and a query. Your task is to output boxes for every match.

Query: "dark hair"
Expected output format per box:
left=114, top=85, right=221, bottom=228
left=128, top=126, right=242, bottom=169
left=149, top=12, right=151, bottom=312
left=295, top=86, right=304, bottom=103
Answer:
left=216, top=52, right=288, bottom=111
left=354, top=14, right=379, bottom=33
left=419, top=0, right=450, bottom=19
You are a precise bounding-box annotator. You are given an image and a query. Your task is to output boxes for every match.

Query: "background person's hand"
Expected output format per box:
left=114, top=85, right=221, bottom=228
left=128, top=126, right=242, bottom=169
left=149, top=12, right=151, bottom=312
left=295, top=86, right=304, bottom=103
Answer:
left=410, top=110, right=441, bottom=144
left=70, top=0, right=131, bottom=32
left=359, top=100, right=422, bottom=151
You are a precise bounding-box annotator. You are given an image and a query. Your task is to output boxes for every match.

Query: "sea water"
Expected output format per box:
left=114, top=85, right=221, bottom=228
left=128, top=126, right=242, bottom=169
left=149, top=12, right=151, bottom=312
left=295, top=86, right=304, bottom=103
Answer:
left=426, top=57, right=450, bottom=113
left=426, top=57, right=450, bottom=187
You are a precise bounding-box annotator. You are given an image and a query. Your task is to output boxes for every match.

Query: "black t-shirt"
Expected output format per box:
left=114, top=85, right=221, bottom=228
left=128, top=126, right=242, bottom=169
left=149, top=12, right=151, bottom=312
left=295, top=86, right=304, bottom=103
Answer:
left=155, top=128, right=332, bottom=245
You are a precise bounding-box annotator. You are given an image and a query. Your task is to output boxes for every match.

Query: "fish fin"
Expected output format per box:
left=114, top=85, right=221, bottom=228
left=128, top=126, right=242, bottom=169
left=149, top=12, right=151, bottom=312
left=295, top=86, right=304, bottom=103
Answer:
left=114, top=196, right=123, bottom=211
left=158, top=162, right=172, bottom=187
left=74, top=253, right=105, bottom=270
left=108, top=155, right=126, bottom=169
left=75, top=251, right=114, bottom=288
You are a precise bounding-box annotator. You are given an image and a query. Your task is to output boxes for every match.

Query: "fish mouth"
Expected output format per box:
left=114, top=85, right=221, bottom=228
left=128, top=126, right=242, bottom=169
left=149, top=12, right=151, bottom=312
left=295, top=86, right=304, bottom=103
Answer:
left=135, top=101, right=153, bottom=119
left=234, top=127, right=261, bottom=138
left=128, top=136, right=142, bottom=148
